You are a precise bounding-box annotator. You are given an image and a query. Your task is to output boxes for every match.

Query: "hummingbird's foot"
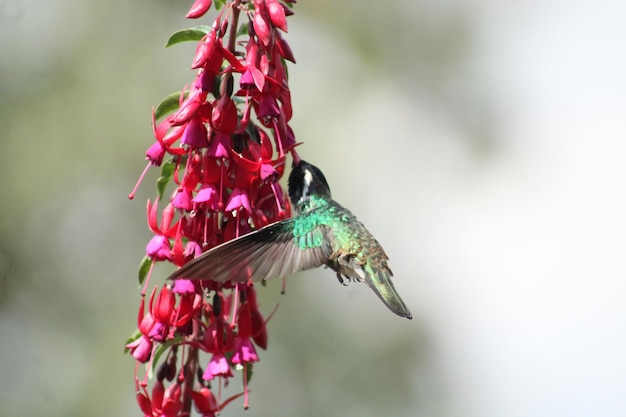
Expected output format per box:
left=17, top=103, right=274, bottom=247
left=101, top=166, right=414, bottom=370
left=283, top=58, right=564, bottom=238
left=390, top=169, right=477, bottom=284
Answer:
left=336, top=273, right=350, bottom=286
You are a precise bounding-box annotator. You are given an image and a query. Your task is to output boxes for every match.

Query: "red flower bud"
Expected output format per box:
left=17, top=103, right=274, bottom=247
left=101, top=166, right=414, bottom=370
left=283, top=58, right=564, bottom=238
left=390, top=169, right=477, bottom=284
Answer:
left=251, top=306, right=268, bottom=349
left=253, top=12, right=271, bottom=46
left=162, top=383, right=182, bottom=417
left=152, top=380, right=165, bottom=410
left=276, top=31, right=296, bottom=63
left=211, top=95, right=238, bottom=133
left=192, top=387, right=218, bottom=414
left=136, top=393, right=153, bottom=416
left=192, top=31, right=219, bottom=70
left=266, top=0, right=287, bottom=32
left=171, top=89, right=206, bottom=126
left=186, top=0, right=212, bottom=19
left=152, top=286, right=175, bottom=323
left=237, top=303, right=253, bottom=338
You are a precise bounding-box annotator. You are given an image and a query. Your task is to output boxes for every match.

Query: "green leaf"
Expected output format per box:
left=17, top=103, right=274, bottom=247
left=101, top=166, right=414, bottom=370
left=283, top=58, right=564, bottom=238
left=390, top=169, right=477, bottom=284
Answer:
left=236, top=22, right=250, bottom=38
left=232, top=96, right=246, bottom=106
left=138, top=255, right=152, bottom=286
left=156, top=159, right=176, bottom=199
left=155, top=91, right=184, bottom=120
left=214, top=0, right=226, bottom=10
left=165, top=25, right=212, bottom=47
left=246, top=362, right=254, bottom=383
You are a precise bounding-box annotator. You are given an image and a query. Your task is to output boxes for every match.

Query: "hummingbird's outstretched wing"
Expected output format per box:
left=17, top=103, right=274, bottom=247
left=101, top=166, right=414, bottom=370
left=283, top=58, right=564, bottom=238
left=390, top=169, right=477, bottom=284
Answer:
left=168, top=219, right=332, bottom=283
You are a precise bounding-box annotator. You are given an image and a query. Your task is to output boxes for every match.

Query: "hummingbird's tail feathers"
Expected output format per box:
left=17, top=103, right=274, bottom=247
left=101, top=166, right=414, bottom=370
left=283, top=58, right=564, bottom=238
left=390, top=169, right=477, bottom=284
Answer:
left=363, top=266, right=412, bottom=320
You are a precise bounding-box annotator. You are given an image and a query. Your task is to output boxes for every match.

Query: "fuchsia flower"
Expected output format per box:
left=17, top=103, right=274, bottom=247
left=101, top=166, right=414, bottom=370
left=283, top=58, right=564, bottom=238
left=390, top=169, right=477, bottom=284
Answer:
left=181, top=118, right=209, bottom=148
left=203, top=353, right=234, bottom=380
left=126, top=335, right=152, bottom=363
left=231, top=302, right=259, bottom=365
left=127, top=1, right=298, bottom=415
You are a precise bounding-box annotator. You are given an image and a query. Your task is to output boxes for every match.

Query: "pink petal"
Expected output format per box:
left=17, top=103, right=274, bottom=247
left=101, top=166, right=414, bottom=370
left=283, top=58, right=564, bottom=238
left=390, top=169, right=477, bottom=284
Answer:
left=126, top=336, right=152, bottom=363
left=146, top=141, right=166, bottom=166
left=146, top=235, right=171, bottom=260
left=231, top=338, right=259, bottom=364
left=257, top=94, right=280, bottom=119
left=225, top=188, right=252, bottom=214
left=203, top=353, right=233, bottom=380
left=172, top=279, right=196, bottom=295
left=192, top=184, right=217, bottom=204
left=207, top=132, right=231, bottom=158
left=260, top=163, right=276, bottom=180
left=172, top=188, right=192, bottom=210
left=181, top=119, right=209, bottom=148
left=183, top=240, right=203, bottom=258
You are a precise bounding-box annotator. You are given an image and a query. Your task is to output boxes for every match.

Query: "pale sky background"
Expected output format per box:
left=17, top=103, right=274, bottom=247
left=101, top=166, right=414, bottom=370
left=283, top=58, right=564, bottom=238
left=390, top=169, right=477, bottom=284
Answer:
left=1, top=1, right=625, bottom=417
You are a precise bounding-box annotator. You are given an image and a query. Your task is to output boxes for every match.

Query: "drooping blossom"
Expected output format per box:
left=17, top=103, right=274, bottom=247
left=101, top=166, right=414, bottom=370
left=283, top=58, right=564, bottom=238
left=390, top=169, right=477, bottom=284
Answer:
left=127, top=1, right=298, bottom=416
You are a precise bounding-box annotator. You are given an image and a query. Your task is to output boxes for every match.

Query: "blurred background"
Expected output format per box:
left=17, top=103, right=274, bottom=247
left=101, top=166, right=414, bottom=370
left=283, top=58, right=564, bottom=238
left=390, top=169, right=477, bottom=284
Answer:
left=1, top=0, right=625, bottom=416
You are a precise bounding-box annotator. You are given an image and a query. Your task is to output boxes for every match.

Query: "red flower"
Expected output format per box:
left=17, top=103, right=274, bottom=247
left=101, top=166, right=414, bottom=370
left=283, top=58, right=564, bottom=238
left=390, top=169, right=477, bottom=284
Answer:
left=146, top=199, right=177, bottom=261
left=126, top=335, right=152, bottom=363
left=231, top=303, right=259, bottom=364
left=129, top=0, right=298, bottom=414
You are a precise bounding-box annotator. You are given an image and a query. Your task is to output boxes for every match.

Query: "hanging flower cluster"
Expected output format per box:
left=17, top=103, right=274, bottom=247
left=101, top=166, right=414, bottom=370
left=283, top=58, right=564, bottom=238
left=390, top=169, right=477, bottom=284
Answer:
left=126, top=0, right=297, bottom=415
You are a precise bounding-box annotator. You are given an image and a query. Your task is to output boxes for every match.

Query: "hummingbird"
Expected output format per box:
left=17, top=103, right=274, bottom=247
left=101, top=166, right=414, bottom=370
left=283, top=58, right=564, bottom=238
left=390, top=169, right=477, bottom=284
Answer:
left=168, top=159, right=412, bottom=319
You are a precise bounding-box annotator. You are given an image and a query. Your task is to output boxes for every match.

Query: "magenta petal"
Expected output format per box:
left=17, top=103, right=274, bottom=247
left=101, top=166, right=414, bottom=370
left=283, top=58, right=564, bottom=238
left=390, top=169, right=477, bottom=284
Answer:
left=172, top=188, right=192, bottom=210
left=181, top=118, right=209, bottom=148
left=260, top=163, right=276, bottom=180
left=127, top=336, right=152, bottom=363
left=193, top=69, right=215, bottom=92
left=146, top=235, right=171, bottom=259
left=203, top=353, right=233, bottom=380
left=183, top=240, right=203, bottom=258
left=240, top=68, right=255, bottom=88
left=225, top=188, right=251, bottom=214
left=283, top=124, right=296, bottom=149
left=193, top=184, right=217, bottom=203
left=239, top=66, right=265, bottom=91
left=146, top=141, right=166, bottom=166
left=257, top=94, right=280, bottom=119
left=231, top=337, right=258, bottom=364
left=192, top=184, right=219, bottom=210
left=148, top=322, right=167, bottom=341
left=207, top=132, right=230, bottom=158
left=172, top=279, right=196, bottom=295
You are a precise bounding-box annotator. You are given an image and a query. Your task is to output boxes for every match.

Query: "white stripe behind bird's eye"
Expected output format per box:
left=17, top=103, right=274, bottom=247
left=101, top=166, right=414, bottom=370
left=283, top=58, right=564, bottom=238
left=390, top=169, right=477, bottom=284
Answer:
left=300, top=168, right=313, bottom=202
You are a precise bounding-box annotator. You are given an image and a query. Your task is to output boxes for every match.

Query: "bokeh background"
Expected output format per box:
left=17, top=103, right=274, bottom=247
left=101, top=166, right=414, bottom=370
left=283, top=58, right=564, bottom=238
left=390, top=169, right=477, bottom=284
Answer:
left=1, top=0, right=625, bottom=416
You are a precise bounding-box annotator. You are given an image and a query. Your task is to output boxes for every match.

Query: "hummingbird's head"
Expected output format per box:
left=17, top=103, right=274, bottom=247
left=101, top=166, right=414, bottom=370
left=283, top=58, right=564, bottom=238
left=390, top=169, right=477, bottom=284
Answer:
left=288, top=160, right=332, bottom=207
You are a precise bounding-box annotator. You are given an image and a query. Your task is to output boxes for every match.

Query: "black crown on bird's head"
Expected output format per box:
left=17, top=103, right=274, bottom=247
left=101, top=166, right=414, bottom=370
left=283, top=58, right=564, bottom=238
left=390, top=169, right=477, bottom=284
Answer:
left=288, top=160, right=332, bottom=206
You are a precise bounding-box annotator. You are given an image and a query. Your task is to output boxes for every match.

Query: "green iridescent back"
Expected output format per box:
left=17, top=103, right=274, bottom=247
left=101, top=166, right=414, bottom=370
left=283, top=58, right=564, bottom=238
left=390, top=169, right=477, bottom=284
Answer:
left=292, top=195, right=384, bottom=263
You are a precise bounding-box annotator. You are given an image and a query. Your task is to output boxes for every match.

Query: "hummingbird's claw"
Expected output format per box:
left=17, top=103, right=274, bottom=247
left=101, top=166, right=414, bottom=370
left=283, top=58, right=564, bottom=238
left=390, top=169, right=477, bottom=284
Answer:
left=336, top=273, right=349, bottom=286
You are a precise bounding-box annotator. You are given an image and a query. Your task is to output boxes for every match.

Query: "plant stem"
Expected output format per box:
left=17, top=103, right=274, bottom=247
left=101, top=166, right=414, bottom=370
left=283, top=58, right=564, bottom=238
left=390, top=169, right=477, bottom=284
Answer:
left=227, top=0, right=241, bottom=53
left=181, top=345, right=199, bottom=416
